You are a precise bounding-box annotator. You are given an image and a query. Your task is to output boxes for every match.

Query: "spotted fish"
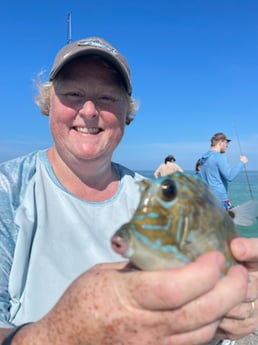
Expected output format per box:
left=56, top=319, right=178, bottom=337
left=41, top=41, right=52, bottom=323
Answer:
left=111, top=172, right=240, bottom=271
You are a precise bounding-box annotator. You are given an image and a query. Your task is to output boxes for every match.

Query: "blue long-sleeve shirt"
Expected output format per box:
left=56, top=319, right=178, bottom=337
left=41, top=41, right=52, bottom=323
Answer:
left=200, top=150, right=244, bottom=203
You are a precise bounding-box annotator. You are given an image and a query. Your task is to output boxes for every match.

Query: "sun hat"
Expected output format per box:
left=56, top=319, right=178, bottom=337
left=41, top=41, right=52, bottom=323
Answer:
left=211, top=132, right=231, bottom=143
left=49, top=37, right=132, bottom=95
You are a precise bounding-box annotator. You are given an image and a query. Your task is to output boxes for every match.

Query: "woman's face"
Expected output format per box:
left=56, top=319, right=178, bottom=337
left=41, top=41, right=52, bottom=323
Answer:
left=49, top=57, right=129, bottom=165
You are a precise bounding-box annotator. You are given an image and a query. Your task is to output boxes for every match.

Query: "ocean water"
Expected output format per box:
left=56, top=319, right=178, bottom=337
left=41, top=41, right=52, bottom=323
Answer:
left=137, top=170, right=258, bottom=238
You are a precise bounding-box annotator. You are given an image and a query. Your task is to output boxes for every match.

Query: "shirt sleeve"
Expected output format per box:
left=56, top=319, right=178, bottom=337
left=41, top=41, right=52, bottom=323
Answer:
left=0, top=168, right=19, bottom=326
left=0, top=153, right=37, bottom=326
left=217, top=155, right=244, bottom=182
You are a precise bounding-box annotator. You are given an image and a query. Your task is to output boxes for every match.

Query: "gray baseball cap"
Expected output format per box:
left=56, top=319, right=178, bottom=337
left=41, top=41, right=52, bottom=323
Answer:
left=49, top=37, right=132, bottom=95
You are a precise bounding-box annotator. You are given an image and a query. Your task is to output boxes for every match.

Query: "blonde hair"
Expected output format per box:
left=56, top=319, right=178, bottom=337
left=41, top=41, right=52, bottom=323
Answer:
left=34, top=57, right=139, bottom=125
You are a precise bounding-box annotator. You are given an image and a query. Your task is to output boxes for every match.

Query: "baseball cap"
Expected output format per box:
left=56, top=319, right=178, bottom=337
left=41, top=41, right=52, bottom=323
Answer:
left=211, top=132, right=231, bottom=143
left=49, top=37, right=132, bottom=95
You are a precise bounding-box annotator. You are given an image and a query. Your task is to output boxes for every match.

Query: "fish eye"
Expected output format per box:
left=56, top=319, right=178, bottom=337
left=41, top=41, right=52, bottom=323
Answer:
left=160, top=179, right=177, bottom=201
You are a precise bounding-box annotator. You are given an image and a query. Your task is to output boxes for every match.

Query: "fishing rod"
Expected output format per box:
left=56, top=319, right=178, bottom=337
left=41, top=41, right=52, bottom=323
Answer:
left=67, top=11, right=72, bottom=45
left=234, top=129, right=254, bottom=200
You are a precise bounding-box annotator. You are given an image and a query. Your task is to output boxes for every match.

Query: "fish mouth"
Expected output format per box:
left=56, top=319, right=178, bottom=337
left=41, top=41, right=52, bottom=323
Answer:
left=111, top=235, right=126, bottom=255
left=111, top=226, right=131, bottom=257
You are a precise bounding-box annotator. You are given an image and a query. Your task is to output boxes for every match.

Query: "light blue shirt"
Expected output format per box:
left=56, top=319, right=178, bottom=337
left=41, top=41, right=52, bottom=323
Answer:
left=0, top=150, right=241, bottom=344
left=0, top=150, right=143, bottom=326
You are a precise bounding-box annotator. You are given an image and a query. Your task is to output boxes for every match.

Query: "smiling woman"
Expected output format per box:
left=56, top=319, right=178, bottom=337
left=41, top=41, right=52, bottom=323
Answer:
left=35, top=41, right=138, bottom=125
left=0, top=36, right=258, bottom=345
left=46, top=56, right=132, bottom=179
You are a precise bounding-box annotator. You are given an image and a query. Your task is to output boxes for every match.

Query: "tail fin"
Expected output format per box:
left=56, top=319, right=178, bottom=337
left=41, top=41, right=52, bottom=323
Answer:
left=231, top=200, right=258, bottom=226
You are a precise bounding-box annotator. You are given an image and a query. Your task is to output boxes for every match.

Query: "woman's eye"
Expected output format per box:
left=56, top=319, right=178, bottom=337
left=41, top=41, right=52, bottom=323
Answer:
left=99, top=95, right=115, bottom=102
left=66, top=92, right=82, bottom=98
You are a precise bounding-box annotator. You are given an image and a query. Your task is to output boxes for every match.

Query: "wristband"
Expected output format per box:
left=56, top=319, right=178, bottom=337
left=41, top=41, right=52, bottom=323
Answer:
left=2, top=323, right=32, bottom=345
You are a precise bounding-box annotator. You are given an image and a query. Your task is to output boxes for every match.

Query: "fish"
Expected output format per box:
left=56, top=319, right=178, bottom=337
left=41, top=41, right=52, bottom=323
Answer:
left=111, top=172, right=258, bottom=271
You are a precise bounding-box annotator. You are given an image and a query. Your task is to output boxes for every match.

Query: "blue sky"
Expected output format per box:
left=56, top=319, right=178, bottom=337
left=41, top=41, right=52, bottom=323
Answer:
left=0, top=0, right=257, bottom=171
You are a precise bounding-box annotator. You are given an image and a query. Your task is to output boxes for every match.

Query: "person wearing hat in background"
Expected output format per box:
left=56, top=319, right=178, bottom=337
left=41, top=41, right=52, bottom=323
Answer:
left=200, top=132, right=248, bottom=210
left=0, top=38, right=258, bottom=345
left=154, top=154, right=184, bottom=178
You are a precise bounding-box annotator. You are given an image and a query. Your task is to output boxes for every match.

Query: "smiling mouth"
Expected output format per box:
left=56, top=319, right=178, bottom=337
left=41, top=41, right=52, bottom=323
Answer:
left=74, top=127, right=102, bottom=134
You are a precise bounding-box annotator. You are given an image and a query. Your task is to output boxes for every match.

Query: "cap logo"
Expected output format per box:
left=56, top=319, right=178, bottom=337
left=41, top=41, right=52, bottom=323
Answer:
left=77, top=39, right=117, bottom=55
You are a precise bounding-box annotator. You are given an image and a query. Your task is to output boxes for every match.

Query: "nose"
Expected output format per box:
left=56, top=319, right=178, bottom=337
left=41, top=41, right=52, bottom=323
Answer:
left=78, top=100, right=98, bottom=118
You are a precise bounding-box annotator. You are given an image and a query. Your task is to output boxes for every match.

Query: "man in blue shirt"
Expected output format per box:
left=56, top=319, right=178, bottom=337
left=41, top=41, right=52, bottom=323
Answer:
left=200, top=132, right=248, bottom=210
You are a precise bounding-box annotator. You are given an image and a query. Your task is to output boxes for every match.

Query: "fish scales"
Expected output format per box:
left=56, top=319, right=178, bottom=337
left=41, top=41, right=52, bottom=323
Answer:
left=111, top=172, right=238, bottom=271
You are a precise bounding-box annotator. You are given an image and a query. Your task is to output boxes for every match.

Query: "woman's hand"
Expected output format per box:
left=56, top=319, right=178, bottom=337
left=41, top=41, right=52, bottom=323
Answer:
left=31, top=251, right=247, bottom=345
left=215, top=238, right=258, bottom=341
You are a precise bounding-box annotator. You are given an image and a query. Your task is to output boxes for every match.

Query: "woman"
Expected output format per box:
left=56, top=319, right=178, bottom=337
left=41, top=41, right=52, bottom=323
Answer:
left=0, top=37, right=257, bottom=345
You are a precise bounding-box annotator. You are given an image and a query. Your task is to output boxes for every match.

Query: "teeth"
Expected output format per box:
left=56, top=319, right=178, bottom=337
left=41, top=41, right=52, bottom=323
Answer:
left=76, top=127, right=100, bottom=134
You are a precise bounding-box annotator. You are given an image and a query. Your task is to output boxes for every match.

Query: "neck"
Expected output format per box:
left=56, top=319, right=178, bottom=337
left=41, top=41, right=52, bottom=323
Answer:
left=211, top=145, right=221, bottom=152
left=47, top=147, right=119, bottom=201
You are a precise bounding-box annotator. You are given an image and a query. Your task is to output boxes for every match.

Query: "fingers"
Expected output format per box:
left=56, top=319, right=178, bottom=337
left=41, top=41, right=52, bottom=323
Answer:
left=245, top=274, right=258, bottom=302
left=217, top=274, right=258, bottom=339
left=217, top=239, right=258, bottom=340
left=129, top=251, right=226, bottom=310
left=166, top=320, right=220, bottom=345
left=121, top=252, right=248, bottom=334
left=230, top=238, right=258, bottom=305
left=217, top=304, right=258, bottom=340
left=45, top=253, right=248, bottom=345
left=231, top=238, right=258, bottom=264
left=225, top=300, right=257, bottom=320
left=223, top=271, right=258, bottom=319
left=94, top=251, right=248, bottom=340
left=159, top=264, right=248, bottom=334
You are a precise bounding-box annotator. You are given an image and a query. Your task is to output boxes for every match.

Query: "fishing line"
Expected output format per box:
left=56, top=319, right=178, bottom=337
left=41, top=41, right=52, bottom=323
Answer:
left=234, top=129, right=254, bottom=200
